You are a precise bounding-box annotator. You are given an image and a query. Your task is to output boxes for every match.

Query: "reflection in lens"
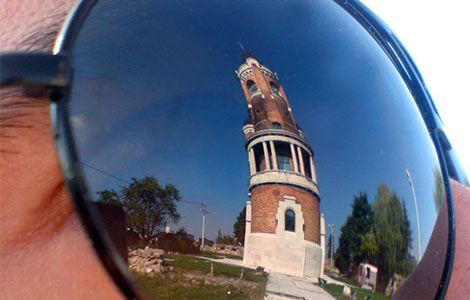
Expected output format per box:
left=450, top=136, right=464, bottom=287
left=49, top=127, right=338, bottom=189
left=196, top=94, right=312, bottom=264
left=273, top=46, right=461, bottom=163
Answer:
left=69, top=0, right=447, bottom=298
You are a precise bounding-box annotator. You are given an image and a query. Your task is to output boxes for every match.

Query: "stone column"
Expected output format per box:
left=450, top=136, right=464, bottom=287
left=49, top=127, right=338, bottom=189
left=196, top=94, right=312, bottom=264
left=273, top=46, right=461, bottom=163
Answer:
left=297, top=146, right=305, bottom=175
left=320, top=214, right=325, bottom=278
left=249, top=148, right=257, bottom=175
left=243, top=200, right=252, bottom=265
left=290, top=143, right=299, bottom=173
left=262, top=141, right=271, bottom=170
left=309, top=156, right=317, bottom=182
left=270, top=141, right=278, bottom=170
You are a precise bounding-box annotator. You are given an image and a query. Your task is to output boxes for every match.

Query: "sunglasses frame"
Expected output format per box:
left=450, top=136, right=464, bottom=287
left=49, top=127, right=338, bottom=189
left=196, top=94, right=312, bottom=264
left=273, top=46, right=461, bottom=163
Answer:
left=1, top=0, right=462, bottom=299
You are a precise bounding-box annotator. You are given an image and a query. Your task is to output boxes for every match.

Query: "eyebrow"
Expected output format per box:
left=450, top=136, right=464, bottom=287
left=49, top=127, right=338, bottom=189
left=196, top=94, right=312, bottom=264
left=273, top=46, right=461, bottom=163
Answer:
left=16, top=10, right=68, bottom=52
left=0, top=6, right=70, bottom=143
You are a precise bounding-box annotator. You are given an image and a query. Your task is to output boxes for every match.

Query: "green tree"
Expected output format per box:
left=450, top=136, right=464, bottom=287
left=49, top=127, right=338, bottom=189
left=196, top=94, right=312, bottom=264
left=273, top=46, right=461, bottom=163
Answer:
left=216, top=229, right=235, bottom=245
left=371, top=184, right=413, bottom=289
left=96, top=189, right=120, bottom=205
left=433, top=167, right=445, bottom=212
left=359, top=231, right=379, bottom=264
left=216, top=229, right=223, bottom=244
left=97, top=176, right=181, bottom=245
left=334, top=250, right=349, bottom=274
left=327, top=233, right=333, bottom=259
left=233, top=206, right=246, bottom=245
left=334, top=193, right=373, bottom=274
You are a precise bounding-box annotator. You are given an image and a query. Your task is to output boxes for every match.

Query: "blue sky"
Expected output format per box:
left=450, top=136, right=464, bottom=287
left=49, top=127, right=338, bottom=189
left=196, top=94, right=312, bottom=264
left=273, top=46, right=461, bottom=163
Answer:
left=69, top=0, right=443, bottom=260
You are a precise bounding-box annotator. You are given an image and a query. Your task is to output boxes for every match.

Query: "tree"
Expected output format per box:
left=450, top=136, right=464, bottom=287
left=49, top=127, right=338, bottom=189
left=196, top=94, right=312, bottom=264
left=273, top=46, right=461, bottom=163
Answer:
left=96, top=189, right=120, bottom=205
left=216, top=229, right=235, bottom=245
left=334, top=193, right=373, bottom=274
left=233, top=206, right=246, bottom=245
left=97, top=176, right=181, bottom=245
left=433, top=167, right=445, bottom=212
left=359, top=231, right=379, bottom=264
left=371, top=184, right=413, bottom=289
left=327, top=233, right=333, bottom=259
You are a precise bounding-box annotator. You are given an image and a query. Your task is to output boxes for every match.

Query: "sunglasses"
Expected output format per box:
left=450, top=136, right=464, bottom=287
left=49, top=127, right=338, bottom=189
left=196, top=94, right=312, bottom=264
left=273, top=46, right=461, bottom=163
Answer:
left=1, top=0, right=468, bottom=299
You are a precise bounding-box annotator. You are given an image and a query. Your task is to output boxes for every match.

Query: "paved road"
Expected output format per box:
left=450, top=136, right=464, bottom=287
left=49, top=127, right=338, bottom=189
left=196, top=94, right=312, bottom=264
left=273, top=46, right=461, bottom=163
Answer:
left=196, top=257, right=337, bottom=299
left=195, top=256, right=245, bottom=267
left=264, top=273, right=336, bottom=300
left=322, top=274, right=347, bottom=287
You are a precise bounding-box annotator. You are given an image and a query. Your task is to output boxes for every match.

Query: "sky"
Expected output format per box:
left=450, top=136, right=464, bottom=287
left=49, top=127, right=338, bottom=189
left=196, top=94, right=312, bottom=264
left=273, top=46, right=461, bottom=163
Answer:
left=359, top=0, right=470, bottom=179
left=67, top=0, right=449, bottom=264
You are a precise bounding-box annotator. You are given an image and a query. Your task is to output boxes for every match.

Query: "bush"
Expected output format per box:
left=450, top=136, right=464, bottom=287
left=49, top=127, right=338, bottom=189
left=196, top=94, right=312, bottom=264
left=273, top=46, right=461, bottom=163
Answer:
left=157, top=232, right=200, bottom=254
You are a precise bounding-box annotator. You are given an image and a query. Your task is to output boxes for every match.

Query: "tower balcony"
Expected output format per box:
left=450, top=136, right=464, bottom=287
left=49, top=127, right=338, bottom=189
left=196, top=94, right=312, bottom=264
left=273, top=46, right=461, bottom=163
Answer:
left=245, top=129, right=311, bottom=152
left=249, top=170, right=319, bottom=196
left=245, top=133, right=318, bottom=192
left=253, top=121, right=298, bottom=134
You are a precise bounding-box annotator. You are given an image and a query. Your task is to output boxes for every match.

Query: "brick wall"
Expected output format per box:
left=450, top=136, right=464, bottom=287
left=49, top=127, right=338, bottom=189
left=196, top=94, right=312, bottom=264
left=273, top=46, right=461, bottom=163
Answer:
left=250, top=184, right=320, bottom=244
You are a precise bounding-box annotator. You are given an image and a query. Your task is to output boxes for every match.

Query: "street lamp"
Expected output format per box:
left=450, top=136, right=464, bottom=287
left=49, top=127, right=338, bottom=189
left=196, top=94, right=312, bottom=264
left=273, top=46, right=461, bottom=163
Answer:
left=201, top=203, right=209, bottom=249
left=406, top=168, right=421, bottom=261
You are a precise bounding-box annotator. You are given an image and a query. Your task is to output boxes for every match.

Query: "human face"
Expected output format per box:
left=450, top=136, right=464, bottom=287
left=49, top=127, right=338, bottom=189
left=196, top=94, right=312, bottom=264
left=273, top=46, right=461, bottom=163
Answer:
left=0, top=1, right=124, bottom=298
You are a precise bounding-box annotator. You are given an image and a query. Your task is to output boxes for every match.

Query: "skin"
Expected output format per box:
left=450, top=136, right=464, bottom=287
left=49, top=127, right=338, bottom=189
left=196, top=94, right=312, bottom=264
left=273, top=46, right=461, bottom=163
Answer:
left=445, top=180, right=470, bottom=299
left=0, top=0, right=468, bottom=299
left=0, top=1, right=125, bottom=299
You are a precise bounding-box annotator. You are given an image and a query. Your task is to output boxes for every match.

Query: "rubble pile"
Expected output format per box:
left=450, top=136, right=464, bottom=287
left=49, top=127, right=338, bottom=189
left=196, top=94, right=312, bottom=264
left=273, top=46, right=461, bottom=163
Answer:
left=128, top=247, right=173, bottom=275
left=202, top=244, right=244, bottom=256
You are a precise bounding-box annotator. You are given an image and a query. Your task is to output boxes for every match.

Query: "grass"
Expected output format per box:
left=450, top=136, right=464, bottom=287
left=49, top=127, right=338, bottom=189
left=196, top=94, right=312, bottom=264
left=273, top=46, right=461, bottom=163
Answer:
left=135, top=272, right=249, bottom=300
left=200, top=251, right=243, bottom=261
left=221, top=254, right=244, bottom=260
left=166, top=253, right=264, bottom=283
left=323, top=284, right=390, bottom=300
left=326, top=273, right=358, bottom=286
left=198, top=251, right=221, bottom=259
left=133, top=253, right=267, bottom=299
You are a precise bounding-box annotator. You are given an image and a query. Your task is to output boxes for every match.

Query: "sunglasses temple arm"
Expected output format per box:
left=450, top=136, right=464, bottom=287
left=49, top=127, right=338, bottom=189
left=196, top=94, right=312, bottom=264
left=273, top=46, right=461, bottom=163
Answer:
left=0, top=52, right=71, bottom=99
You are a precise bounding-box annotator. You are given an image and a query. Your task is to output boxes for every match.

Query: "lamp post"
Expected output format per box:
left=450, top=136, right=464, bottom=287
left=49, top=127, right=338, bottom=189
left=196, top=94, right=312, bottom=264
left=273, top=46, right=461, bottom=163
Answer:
left=406, top=168, right=421, bottom=261
left=328, top=223, right=335, bottom=272
left=201, top=203, right=209, bottom=249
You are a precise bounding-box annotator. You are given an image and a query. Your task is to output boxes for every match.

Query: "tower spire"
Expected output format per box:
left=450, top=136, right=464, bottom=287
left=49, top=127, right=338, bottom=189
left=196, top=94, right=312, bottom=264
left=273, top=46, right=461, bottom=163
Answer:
left=237, top=42, right=258, bottom=64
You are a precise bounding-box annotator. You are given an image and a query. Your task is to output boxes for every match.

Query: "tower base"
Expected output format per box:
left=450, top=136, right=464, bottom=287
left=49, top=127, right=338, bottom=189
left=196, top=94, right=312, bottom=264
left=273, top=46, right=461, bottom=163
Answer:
left=243, top=233, right=323, bottom=278
left=242, top=198, right=323, bottom=278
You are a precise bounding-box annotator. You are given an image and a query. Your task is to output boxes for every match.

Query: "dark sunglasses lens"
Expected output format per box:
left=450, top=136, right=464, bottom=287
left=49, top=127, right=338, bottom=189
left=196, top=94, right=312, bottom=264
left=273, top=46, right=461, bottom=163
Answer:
left=67, top=0, right=447, bottom=298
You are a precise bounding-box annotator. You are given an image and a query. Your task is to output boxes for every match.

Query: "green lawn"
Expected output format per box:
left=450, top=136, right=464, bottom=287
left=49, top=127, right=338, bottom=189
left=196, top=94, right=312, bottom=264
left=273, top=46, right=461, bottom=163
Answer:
left=326, top=273, right=358, bottom=286
left=323, top=284, right=390, bottom=300
left=198, top=251, right=222, bottom=259
left=134, top=253, right=267, bottom=300
left=166, top=253, right=264, bottom=283
left=199, top=251, right=243, bottom=261
left=135, top=273, right=249, bottom=300
left=221, top=254, right=243, bottom=260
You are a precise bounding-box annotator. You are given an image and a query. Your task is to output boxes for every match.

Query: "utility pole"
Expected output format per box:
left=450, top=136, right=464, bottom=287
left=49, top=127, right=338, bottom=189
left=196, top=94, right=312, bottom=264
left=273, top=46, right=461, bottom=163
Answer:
left=201, top=203, right=209, bottom=249
left=328, top=224, right=335, bottom=272
left=406, top=168, right=421, bottom=261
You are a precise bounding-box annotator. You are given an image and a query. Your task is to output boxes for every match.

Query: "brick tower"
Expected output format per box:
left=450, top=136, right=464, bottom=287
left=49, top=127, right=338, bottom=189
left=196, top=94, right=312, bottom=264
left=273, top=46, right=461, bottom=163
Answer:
left=236, top=50, right=323, bottom=278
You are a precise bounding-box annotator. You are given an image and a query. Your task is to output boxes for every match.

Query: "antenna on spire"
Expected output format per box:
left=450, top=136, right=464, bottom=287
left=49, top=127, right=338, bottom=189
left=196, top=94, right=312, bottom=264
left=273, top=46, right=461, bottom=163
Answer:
left=238, top=43, right=259, bottom=64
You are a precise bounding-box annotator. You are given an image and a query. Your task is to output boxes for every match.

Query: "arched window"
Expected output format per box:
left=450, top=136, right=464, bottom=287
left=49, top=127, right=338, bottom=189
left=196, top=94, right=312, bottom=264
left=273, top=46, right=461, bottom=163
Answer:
left=270, top=82, right=281, bottom=96
left=247, top=80, right=258, bottom=94
left=285, top=209, right=295, bottom=232
left=273, top=122, right=281, bottom=129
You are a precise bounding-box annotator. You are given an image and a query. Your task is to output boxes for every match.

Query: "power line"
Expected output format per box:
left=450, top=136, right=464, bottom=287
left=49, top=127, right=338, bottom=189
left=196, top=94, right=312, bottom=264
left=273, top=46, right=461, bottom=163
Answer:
left=79, top=161, right=204, bottom=205
left=180, top=200, right=204, bottom=205
left=79, top=161, right=131, bottom=184
left=180, top=210, right=200, bottom=219
left=80, top=161, right=210, bottom=243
